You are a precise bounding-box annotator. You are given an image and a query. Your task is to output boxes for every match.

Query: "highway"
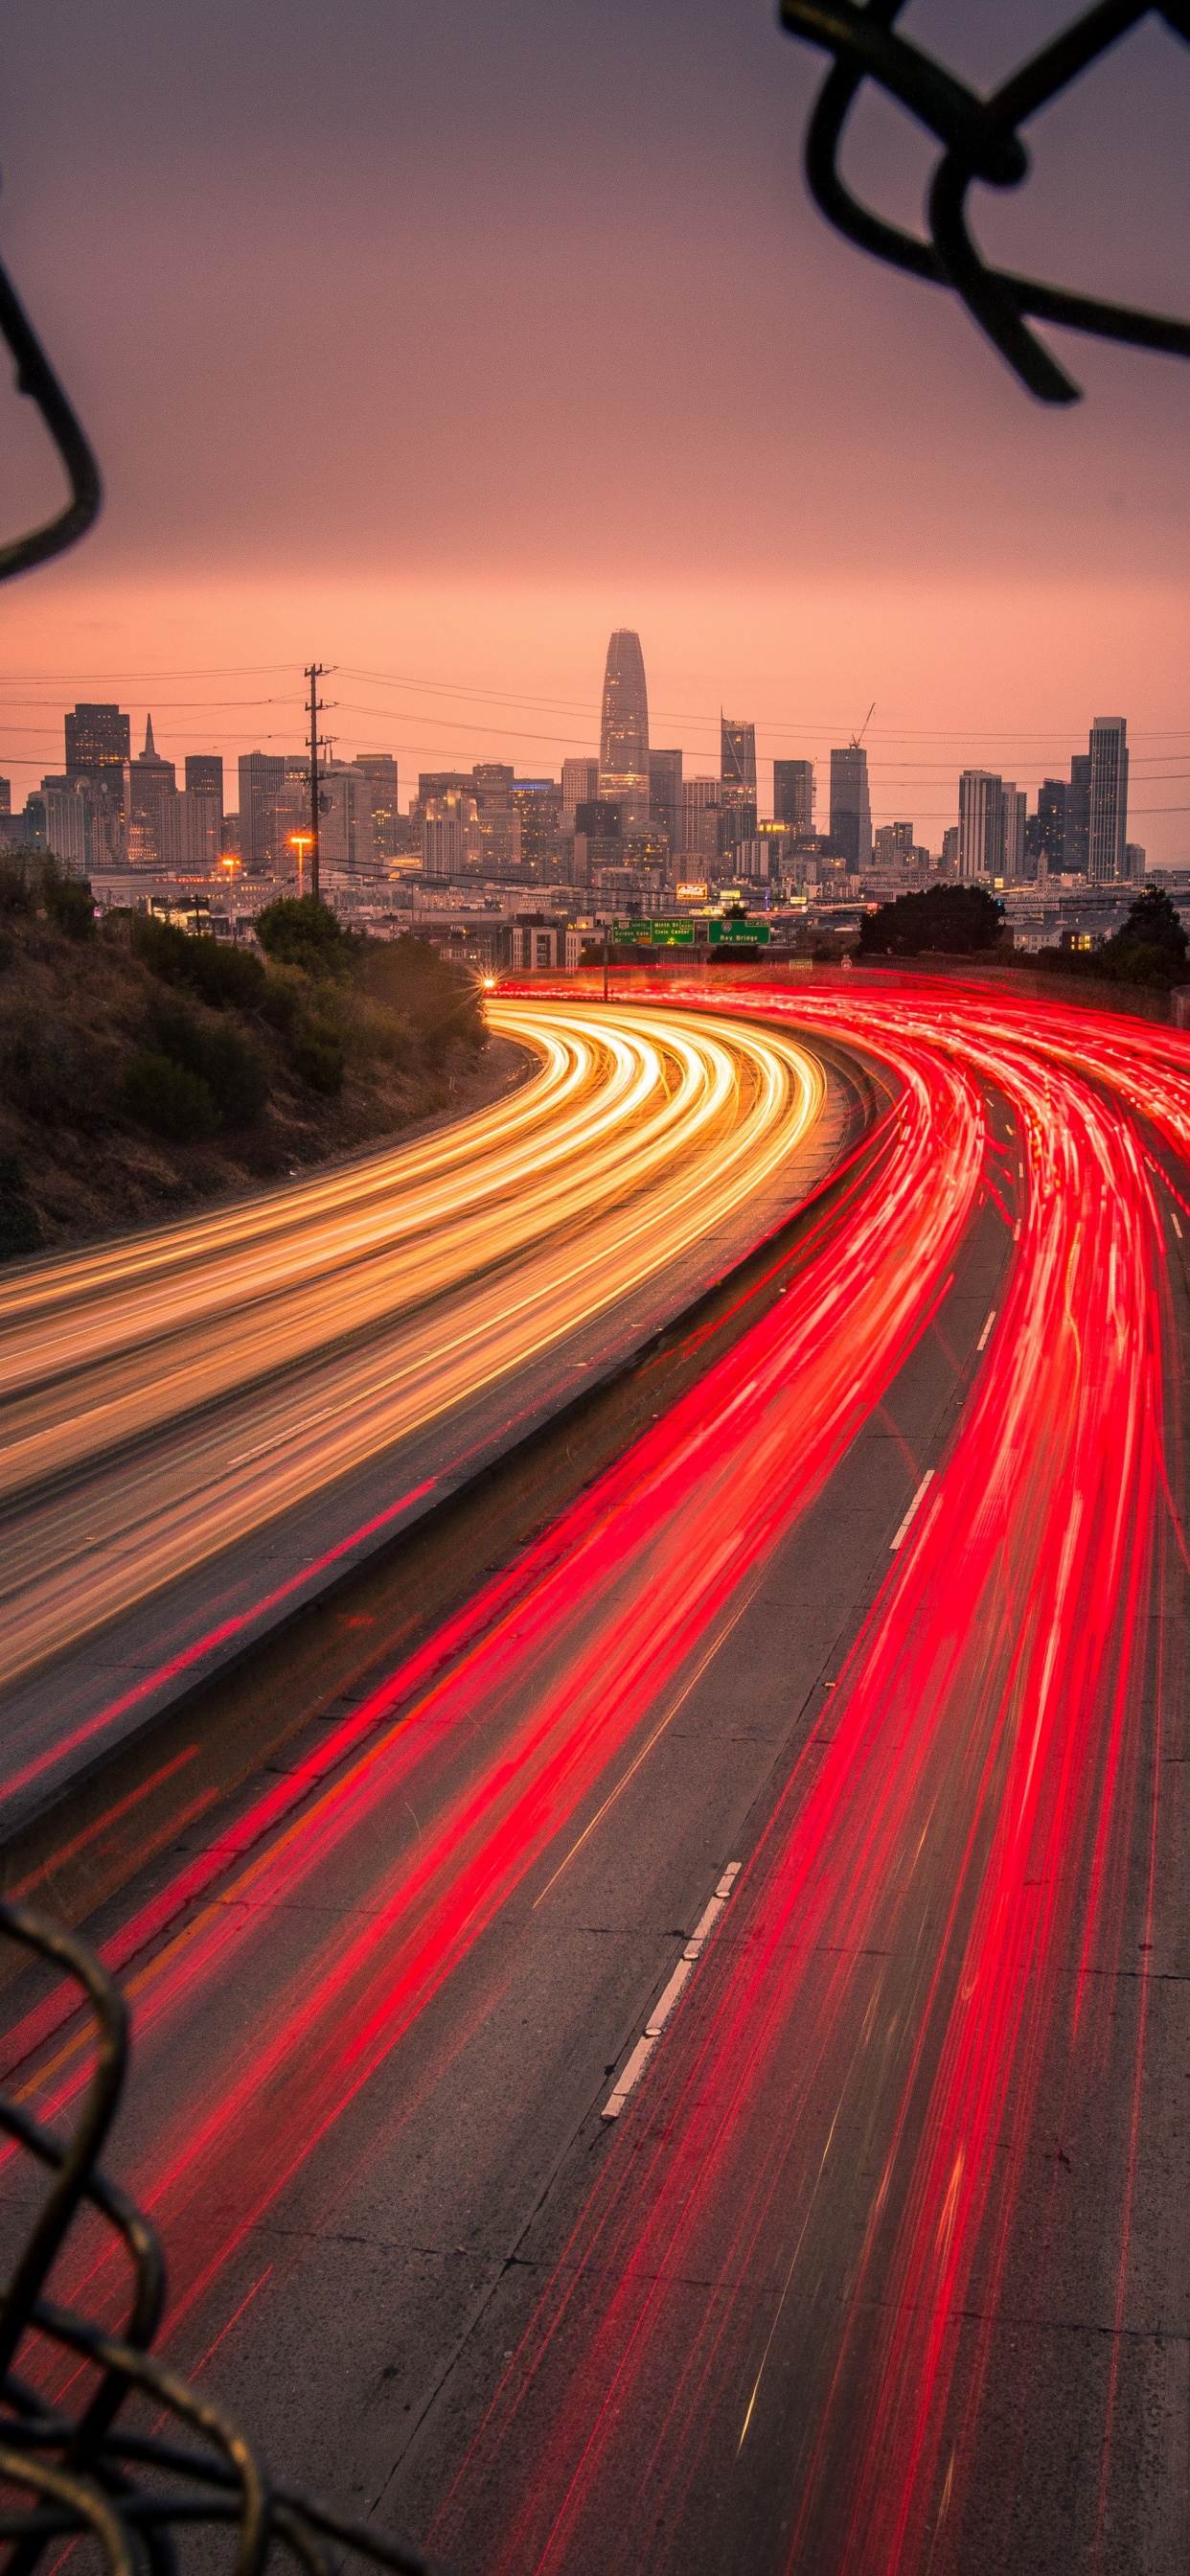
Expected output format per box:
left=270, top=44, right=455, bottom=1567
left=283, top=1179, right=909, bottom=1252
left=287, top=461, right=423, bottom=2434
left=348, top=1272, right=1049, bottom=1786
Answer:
left=1, top=977, right=1186, bottom=2576
left=0, top=999, right=829, bottom=1720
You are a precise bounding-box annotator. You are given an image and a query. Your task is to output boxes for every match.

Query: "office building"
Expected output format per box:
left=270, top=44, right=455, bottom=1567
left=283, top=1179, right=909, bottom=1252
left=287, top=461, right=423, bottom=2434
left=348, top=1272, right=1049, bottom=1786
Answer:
left=239, top=751, right=288, bottom=874
left=873, top=821, right=915, bottom=867
left=649, top=748, right=683, bottom=852
left=64, top=702, right=129, bottom=794
left=679, top=777, right=721, bottom=861
left=773, top=759, right=814, bottom=835
left=23, top=776, right=90, bottom=875
left=0, top=777, right=11, bottom=815
left=65, top=702, right=129, bottom=862
left=180, top=753, right=224, bottom=873
left=721, top=718, right=757, bottom=797
left=561, top=757, right=600, bottom=830
left=958, top=768, right=1015, bottom=881
left=830, top=747, right=873, bottom=874
left=1002, top=784, right=1026, bottom=881
left=1036, top=778, right=1067, bottom=873
left=129, top=716, right=181, bottom=871
left=1065, top=753, right=1091, bottom=872
left=354, top=753, right=400, bottom=861
left=512, top=780, right=561, bottom=881
left=599, top=630, right=651, bottom=828
left=942, top=826, right=959, bottom=877
left=1088, top=717, right=1129, bottom=883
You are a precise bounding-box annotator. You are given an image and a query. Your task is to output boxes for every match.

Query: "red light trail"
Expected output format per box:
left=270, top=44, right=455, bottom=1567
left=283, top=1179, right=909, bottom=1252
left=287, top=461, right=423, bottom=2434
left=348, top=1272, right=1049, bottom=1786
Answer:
left=7, top=974, right=1187, bottom=2574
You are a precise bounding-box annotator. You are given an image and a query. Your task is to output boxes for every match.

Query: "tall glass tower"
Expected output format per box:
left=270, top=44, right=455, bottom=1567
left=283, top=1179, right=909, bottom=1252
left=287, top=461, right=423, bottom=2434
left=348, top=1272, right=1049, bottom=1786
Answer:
left=599, top=631, right=651, bottom=828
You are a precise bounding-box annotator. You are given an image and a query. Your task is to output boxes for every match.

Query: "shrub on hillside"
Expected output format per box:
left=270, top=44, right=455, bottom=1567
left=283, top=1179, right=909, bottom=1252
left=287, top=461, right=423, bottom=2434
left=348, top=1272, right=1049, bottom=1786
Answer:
left=147, top=995, right=269, bottom=1126
left=41, top=863, right=96, bottom=940
left=0, top=854, right=37, bottom=917
left=292, top=1021, right=344, bottom=1094
left=132, top=913, right=267, bottom=1007
left=124, top=1053, right=220, bottom=1142
left=0, top=1153, right=42, bottom=1259
left=858, top=884, right=1004, bottom=957
left=0, top=1015, right=100, bottom=1129
left=359, top=935, right=484, bottom=1063
left=255, top=896, right=352, bottom=979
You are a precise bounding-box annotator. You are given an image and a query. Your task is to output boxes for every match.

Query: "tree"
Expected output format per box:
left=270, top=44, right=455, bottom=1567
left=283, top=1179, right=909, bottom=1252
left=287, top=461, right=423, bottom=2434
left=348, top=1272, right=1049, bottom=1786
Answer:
left=254, top=895, right=352, bottom=978
left=1116, top=885, right=1187, bottom=959
left=858, top=883, right=1005, bottom=957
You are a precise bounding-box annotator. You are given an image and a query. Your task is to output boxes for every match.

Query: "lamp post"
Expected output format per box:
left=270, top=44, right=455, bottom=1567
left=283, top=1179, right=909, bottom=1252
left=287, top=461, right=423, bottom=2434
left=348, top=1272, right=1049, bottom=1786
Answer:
left=288, top=832, right=313, bottom=898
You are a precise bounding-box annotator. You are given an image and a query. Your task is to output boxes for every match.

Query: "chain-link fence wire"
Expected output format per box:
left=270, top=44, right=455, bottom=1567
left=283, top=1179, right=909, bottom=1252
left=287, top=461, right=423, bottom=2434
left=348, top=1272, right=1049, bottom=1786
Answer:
left=0, top=254, right=100, bottom=581
left=0, top=1901, right=440, bottom=2576
left=779, top=0, right=1190, bottom=401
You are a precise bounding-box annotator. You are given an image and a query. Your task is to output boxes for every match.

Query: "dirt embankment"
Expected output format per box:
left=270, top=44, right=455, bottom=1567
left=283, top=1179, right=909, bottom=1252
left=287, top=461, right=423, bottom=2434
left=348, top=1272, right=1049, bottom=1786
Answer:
left=0, top=891, right=512, bottom=1258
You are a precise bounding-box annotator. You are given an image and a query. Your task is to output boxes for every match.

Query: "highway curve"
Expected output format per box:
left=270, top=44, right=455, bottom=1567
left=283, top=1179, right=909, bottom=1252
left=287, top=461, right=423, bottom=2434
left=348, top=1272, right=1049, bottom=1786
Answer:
left=1, top=978, right=1186, bottom=2576
left=0, top=999, right=830, bottom=1709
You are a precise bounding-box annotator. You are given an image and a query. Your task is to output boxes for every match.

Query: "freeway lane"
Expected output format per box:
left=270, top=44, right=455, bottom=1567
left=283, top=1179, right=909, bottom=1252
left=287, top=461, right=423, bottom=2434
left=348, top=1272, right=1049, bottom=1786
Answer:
left=1, top=981, right=1186, bottom=2574
left=0, top=1000, right=839, bottom=1818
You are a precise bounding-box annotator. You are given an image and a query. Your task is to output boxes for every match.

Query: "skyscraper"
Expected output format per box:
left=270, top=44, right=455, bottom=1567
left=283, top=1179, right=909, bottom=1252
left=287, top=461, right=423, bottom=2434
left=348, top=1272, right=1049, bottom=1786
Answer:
left=1036, top=778, right=1067, bottom=873
left=239, top=751, right=287, bottom=874
left=830, top=747, right=872, bottom=874
left=1088, top=717, right=1129, bottom=883
left=649, top=748, right=682, bottom=852
left=129, top=717, right=181, bottom=870
left=721, top=719, right=757, bottom=795
left=1002, top=784, right=1026, bottom=881
left=773, top=759, right=814, bottom=834
left=180, top=755, right=224, bottom=875
left=354, top=753, right=400, bottom=861
left=957, top=770, right=1006, bottom=878
left=599, top=631, right=650, bottom=828
left=1065, top=754, right=1091, bottom=872
left=65, top=702, right=129, bottom=862
left=561, top=757, right=600, bottom=830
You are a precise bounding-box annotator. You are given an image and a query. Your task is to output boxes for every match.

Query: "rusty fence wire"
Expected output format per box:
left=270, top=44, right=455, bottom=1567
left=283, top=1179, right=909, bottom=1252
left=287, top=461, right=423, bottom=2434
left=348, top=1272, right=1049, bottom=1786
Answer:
left=0, top=1900, right=437, bottom=2576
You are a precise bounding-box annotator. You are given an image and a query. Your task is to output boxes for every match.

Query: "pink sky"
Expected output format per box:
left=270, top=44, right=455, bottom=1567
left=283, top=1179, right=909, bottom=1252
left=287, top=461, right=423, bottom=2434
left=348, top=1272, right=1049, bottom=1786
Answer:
left=0, top=0, right=1187, bottom=853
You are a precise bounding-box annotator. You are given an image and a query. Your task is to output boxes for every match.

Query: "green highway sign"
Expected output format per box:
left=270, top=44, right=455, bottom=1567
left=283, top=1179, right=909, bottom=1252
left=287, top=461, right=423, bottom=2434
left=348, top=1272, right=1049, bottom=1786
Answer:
left=648, top=918, right=695, bottom=945
left=615, top=917, right=652, bottom=940
left=709, top=916, right=770, bottom=945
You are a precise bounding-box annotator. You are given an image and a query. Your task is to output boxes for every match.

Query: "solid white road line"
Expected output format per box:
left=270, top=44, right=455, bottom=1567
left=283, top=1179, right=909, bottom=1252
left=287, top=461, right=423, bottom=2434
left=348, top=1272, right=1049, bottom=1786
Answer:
left=890, top=1468, right=936, bottom=1553
left=603, top=1863, right=741, bottom=2121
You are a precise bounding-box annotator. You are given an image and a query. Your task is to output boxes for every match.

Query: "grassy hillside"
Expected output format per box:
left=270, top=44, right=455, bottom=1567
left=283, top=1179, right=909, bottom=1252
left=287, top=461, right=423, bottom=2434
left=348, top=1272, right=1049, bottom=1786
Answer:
left=0, top=868, right=492, bottom=1259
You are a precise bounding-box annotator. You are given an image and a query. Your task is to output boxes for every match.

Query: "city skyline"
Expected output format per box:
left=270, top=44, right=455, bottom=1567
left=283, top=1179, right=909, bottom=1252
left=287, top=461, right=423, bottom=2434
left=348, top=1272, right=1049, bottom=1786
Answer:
left=0, top=6, right=1185, bottom=861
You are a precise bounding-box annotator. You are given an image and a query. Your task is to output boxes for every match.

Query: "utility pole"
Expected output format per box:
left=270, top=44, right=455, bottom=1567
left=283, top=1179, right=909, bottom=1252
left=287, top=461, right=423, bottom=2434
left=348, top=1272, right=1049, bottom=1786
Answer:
left=305, top=663, right=326, bottom=903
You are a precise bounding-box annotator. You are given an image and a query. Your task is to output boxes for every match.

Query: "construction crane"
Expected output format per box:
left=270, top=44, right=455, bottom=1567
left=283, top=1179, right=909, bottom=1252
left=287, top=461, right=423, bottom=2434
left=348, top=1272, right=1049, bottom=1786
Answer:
left=850, top=702, right=876, bottom=751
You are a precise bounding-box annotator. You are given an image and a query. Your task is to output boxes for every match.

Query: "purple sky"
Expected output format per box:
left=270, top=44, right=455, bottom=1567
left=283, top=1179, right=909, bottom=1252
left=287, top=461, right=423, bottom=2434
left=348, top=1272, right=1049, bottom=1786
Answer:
left=0, top=1, right=1187, bottom=851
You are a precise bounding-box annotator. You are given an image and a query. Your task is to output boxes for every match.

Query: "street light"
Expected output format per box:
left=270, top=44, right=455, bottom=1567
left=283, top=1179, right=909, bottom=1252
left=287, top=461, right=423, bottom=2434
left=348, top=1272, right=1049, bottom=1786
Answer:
left=288, top=831, right=313, bottom=897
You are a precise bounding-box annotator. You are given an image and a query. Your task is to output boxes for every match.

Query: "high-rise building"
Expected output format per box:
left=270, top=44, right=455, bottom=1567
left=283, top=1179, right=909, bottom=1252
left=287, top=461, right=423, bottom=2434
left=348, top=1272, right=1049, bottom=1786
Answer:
left=64, top=702, right=130, bottom=793
left=561, top=757, right=599, bottom=831
left=721, top=719, right=757, bottom=796
left=1088, top=717, right=1129, bottom=883
left=599, top=631, right=650, bottom=828
left=957, top=770, right=1006, bottom=879
left=772, top=759, right=814, bottom=835
left=1002, top=784, right=1026, bottom=881
left=1065, top=754, right=1091, bottom=872
left=720, top=720, right=757, bottom=852
left=942, top=826, right=959, bottom=877
left=1036, top=778, right=1067, bottom=873
left=0, top=777, right=11, bottom=816
left=679, top=777, right=720, bottom=861
left=24, top=776, right=90, bottom=875
left=830, top=747, right=872, bottom=875
left=354, top=753, right=400, bottom=861
left=129, top=716, right=181, bottom=870
left=179, top=754, right=224, bottom=875
left=65, top=702, right=130, bottom=862
left=512, top=780, right=561, bottom=881
left=873, top=821, right=915, bottom=868
left=649, top=748, right=682, bottom=852
left=239, top=751, right=288, bottom=874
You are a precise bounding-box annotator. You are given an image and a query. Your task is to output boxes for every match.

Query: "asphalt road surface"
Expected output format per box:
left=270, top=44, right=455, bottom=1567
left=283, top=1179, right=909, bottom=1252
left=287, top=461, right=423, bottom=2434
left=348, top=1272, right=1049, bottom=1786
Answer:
left=1, top=976, right=1186, bottom=2576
